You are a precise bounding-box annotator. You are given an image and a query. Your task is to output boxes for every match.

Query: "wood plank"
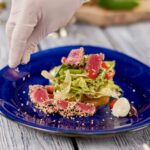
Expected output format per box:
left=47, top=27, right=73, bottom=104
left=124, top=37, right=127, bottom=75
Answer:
left=127, top=22, right=150, bottom=65
left=0, top=116, right=74, bottom=150
left=0, top=24, right=74, bottom=150
left=40, top=24, right=112, bottom=50
left=76, top=0, right=150, bottom=26
left=104, top=22, right=150, bottom=65
left=40, top=23, right=150, bottom=150
left=76, top=128, right=150, bottom=150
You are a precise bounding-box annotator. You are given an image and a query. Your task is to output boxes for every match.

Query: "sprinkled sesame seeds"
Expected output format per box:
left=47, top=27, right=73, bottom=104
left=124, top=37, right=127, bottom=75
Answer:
left=33, top=108, right=37, bottom=112
left=132, top=89, right=136, bottom=92
left=26, top=101, right=29, bottom=105
left=82, top=123, right=85, bottom=126
left=91, top=120, right=94, bottom=125
left=23, top=91, right=26, bottom=94
left=15, top=68, right=19, bottom=72
left=22, top=77, right=26, bottom=81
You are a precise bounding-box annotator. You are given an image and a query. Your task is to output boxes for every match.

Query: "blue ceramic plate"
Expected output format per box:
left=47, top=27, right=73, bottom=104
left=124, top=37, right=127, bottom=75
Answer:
left=0, top=45, right=149, bottom=137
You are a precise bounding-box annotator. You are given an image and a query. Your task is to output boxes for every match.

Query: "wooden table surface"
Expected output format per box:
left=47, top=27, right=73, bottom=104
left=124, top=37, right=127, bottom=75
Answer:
left=0, top=22, right=150, bottom=150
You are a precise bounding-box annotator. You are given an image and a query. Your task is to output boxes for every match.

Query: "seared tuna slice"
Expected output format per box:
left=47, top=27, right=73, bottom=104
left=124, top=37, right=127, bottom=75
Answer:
left=75, top=102, right=96, bottom=117
left=29, top=85, right=49, bottom=103
left=61, top=47, right=84, bottom=66
left=85, top=54, right=103, bottom=79
left=57, top=100, right=76, bottom=117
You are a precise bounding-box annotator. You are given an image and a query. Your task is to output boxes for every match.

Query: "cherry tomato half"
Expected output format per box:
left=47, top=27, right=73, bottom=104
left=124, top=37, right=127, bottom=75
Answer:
left=101, top=62, right=109, bottom=69
left=105, top=71, right=115, bottom=80
left=109, top=99, right=117, bottom=109
left=87, top=70, right=99, bottom=80
left=45, top=85, right=54, bottom=94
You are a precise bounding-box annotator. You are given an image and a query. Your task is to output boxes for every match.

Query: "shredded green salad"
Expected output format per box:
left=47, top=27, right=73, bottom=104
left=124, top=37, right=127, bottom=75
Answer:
left=41, top=50, right=121, bottom=102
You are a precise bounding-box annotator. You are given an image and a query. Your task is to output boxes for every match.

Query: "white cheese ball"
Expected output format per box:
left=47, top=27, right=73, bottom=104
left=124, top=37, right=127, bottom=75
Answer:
left=112, top=97, right=131, bottom=117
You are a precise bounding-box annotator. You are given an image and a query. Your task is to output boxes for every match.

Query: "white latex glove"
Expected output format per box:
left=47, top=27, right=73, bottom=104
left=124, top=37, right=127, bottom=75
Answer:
left=6, top=0, right=84, bottom=68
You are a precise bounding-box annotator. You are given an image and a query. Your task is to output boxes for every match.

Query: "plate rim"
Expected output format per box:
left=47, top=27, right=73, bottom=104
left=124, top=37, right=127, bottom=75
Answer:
left=0, top=106, right=149, bottom=136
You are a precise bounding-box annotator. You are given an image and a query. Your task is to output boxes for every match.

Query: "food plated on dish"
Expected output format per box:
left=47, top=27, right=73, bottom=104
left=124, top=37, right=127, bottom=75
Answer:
left=29, top=47, right=137, bottom=118
left=0, top=45, right=149, bottom=136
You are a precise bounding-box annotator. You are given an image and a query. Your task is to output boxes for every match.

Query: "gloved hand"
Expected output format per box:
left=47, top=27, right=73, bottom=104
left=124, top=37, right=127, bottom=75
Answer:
left=6, top=0, right=84, bottom=68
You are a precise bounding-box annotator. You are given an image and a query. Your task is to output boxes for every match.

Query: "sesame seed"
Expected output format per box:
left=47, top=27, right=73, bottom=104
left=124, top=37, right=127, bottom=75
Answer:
left=33, top=108, right=37, bottom=112
left=26, top=101, right=29, bottom=105
left=23, top=91, right=26, bottom=94
left=22, top=77, right=25, bottom=81
left=132, top=89, right=136, bottom=92
left=82, top=123, right=85, bottom=126
left=15, top=68, right=19, bottom=72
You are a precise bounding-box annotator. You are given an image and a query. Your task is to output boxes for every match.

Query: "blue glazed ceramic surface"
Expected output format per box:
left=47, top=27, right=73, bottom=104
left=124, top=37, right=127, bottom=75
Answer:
left=0, top=45, right=149, bottom=137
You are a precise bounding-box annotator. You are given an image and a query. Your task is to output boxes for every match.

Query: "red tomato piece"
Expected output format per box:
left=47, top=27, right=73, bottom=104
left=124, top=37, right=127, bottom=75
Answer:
left=45, top=85, right=54, bottom=94
left=105, top=71, right=115, bottom=80
left=109, top=99, right=117, bottom=109
left=101, top=62, right=108, bottom=69
left=87, top=70, right=98, bottom=80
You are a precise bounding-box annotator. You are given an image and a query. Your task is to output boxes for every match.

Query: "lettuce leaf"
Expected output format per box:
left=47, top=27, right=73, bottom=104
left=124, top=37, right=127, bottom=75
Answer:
left=43, top=59, right=121, bottom=101
left=54, top=70, right=71, bottom=100
left=105, top=61, right=116, bottom=71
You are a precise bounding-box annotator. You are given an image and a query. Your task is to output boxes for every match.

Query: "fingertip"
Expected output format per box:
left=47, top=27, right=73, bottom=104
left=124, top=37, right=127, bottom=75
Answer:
left=9, top=41, right=26, bottom=68
left=8, top=60, right=18, bottom=68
